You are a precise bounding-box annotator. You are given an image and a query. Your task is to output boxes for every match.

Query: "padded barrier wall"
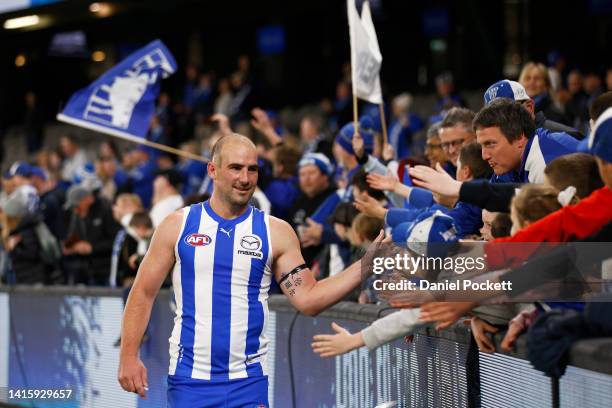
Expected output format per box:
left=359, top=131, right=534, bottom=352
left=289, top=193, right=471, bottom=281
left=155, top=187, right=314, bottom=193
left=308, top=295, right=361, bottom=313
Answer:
left=0, top=288, right=611, bottom=408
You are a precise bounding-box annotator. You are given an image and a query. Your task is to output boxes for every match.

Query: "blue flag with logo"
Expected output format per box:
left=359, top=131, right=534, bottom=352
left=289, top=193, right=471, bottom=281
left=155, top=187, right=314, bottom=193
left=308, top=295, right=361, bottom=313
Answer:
left=57, top=39, right=177, bottom=141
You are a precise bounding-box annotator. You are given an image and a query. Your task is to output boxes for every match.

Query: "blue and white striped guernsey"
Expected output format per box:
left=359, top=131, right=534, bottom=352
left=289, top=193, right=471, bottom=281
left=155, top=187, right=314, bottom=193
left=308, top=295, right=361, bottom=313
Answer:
left=168, top=200, right=273, bottom=381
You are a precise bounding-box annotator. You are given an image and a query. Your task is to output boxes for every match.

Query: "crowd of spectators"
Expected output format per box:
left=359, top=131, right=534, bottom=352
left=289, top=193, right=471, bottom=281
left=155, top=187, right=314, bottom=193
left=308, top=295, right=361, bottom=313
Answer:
left=2, top=51, right=612, bottom=375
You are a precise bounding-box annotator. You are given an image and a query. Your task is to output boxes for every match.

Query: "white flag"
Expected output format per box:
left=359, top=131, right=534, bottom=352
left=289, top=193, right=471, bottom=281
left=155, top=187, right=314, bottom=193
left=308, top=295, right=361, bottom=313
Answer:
left=348, top=0, right=382, bottom=104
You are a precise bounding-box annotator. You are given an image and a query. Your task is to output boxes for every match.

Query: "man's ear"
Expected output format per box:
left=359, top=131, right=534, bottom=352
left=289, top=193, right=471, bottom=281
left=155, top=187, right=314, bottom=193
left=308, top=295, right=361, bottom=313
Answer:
left=516, top=134, right=529, bottom=149
left=207, top=162, right=216, bottom=179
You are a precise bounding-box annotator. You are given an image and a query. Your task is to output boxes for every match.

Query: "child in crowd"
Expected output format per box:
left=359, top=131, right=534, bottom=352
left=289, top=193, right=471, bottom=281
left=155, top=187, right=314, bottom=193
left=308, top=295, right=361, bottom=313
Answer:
left=480, top=210, right=512, bottom=240
left=112, top=193, right=143, bottom=229
left=117, top=211, right=154, bottom=288
left=543, top=152, right=603, bottom=199
left=491, top=213, right=513, bottom=238
left=348, top=213, right=385, bottom=304
left=330, top=202, right=359, bottom=243
left=348, top=213, right=385, bottom=250
left=510, top=184, right=579, bottom=235
left=316, top=202, right=359, bottom=279
left=480, top=210, right=496, bottom=241
left=351, top=168, right=387, bottom=204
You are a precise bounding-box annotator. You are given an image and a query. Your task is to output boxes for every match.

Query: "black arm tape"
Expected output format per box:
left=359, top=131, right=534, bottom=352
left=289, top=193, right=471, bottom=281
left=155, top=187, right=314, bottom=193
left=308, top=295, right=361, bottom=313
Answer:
left=278, top=264, right=308, bottom=285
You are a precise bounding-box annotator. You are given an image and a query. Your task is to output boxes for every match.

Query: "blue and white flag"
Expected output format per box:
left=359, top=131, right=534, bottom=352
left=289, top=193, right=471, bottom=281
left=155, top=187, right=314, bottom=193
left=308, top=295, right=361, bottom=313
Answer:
left=57, top=39, right=177, bottom=141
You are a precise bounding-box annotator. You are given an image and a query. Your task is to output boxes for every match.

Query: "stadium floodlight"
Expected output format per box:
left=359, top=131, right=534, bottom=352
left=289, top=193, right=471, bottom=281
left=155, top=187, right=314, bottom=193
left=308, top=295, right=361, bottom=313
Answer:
left=15, top=54, right=26, bottom=67
left=91, top=50, right=106, bottom=62
left=89, top=2, right=113, bottom=17
left=3, top=15, right=40, bottom=30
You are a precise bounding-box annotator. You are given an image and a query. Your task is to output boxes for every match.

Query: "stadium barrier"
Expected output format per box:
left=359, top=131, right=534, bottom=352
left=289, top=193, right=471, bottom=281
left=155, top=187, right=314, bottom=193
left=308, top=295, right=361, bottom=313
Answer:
left=0, top=286, right=611, bottom=408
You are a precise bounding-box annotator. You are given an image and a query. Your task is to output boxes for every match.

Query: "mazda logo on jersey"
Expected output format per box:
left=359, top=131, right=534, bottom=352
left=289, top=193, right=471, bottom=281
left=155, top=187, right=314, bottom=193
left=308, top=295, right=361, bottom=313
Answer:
left=184, top=233, right=212, bottom=246
left=240, top=235, right=261, bottom=250
left=238, top=235, right=263, bottom=259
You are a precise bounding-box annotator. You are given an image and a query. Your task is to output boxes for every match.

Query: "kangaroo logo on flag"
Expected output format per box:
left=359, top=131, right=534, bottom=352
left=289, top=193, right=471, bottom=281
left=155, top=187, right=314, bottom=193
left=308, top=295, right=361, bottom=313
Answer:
left=57, top=40, right=177, bottom=141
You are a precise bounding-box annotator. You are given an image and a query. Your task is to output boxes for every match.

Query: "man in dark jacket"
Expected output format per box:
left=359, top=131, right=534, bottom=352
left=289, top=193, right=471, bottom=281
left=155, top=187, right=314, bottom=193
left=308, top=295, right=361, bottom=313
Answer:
left=63, top=185, right=120, bottom=285
left=30, top=166, right=67, bottom=240
left=2, top=190, right=60, bottom=284
left=4, top=212, right=46, bottom=284
left=288, top=153, right=336, bottom=268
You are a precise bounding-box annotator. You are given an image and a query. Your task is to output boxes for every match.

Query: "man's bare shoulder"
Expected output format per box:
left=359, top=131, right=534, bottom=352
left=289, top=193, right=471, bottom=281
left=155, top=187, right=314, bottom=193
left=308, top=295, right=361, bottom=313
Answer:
left=268, top=215, right=300, bottom=251
left=155, top=209, right=186, bottom=246
left=161, top=209, right=185, bottom=227
left=268, top=215, right=295, bottom=236
left=267, top=214, right=306, bottom=269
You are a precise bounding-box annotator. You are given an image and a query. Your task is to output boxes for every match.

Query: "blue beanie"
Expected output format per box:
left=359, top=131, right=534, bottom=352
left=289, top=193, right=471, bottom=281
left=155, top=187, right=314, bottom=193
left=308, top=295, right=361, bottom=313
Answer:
left=335, top=116, right=375, bottom=155
left=29, top=166, right=48, bottom=180
left=298, top=153, right=334, bottom=177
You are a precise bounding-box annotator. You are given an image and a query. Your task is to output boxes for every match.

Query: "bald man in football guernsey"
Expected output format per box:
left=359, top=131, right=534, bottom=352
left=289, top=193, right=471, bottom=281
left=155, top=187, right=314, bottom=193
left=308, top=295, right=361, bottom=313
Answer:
left=118, top=134, right=384, bottom=407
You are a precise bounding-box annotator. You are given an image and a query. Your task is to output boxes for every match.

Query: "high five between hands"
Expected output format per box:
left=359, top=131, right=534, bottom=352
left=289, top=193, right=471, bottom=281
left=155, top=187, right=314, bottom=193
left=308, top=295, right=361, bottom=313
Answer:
left=409, top=163, right=462, bottom=200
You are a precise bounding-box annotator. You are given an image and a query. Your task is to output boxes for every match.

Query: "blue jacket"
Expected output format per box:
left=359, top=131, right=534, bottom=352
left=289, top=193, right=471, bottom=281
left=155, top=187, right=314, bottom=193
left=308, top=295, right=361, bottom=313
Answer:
left=264, top=177, right=300, bottom=219
left=310, top=163, right=365, bottom=244
left=406, top=187, right=435, bottom=208
left=177, top=160, right=207, bottom=197
left=129, top=159, right=157, bottom=208
left=309, top=191, right=344, bottom=245
left=387, top=203, right=481, bottom=238
left=389, top=190, right=483, bottom=237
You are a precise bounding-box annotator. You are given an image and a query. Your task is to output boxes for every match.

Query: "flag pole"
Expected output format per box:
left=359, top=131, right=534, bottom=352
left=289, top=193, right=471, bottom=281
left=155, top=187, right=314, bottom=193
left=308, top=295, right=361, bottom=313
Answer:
left=348, top=0, right=359, bottom=131
left=353, top=94, right=359, bottom=131
left=116, top=135, right=208, bottom=163
left=57, top=113, right=208, bottom=163
left=379, top=101, right=388, bottom=149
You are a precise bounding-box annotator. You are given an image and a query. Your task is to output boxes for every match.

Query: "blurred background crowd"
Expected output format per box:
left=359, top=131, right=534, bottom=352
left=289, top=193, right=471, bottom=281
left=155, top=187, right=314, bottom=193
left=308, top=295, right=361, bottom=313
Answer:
left=2, top=53, right=610, bottom=290
left=1, top=0, right=612, bottom=363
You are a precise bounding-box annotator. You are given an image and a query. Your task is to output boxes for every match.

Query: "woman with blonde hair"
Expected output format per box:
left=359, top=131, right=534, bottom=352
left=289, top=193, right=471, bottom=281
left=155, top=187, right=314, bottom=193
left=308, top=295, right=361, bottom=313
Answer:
left=519, top=62, right=569, bottom=124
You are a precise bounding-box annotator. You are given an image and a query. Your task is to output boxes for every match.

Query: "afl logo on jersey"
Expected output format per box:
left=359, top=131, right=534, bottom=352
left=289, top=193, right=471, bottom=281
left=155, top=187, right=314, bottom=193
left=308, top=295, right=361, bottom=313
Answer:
left=184, top=233, right=212, bottom=246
